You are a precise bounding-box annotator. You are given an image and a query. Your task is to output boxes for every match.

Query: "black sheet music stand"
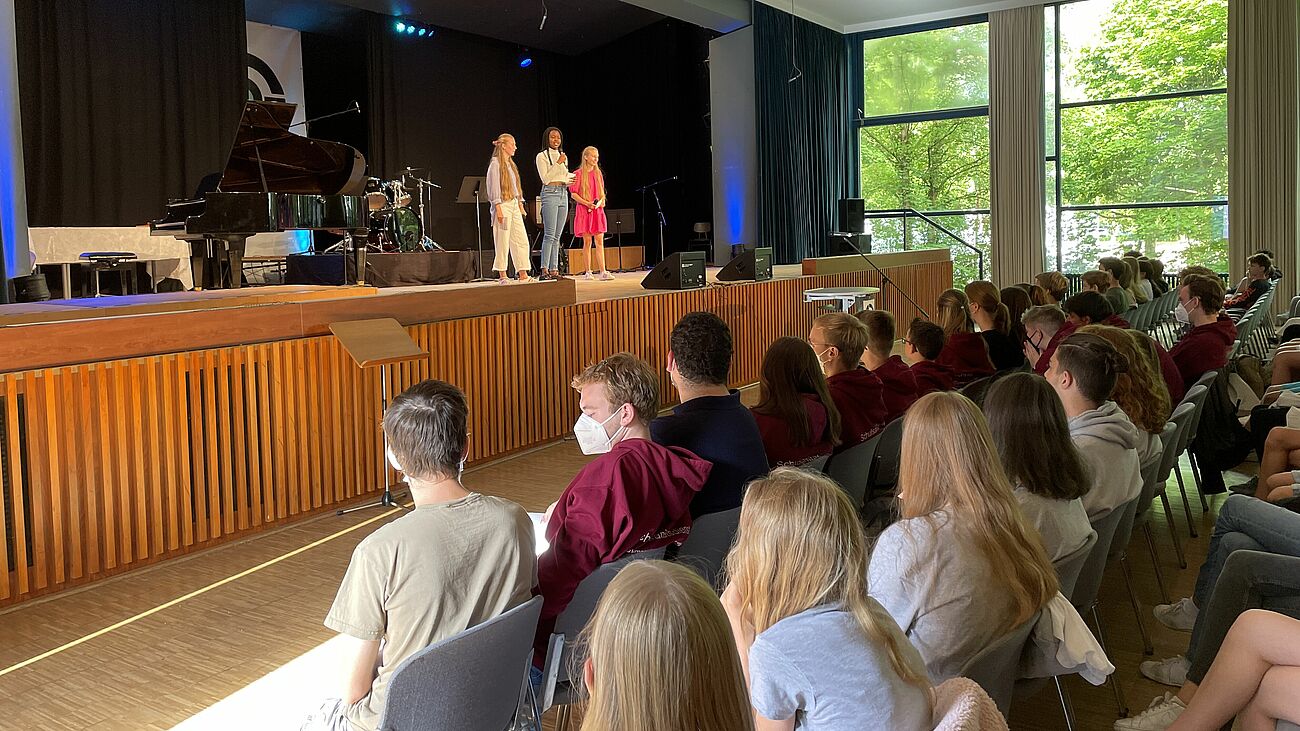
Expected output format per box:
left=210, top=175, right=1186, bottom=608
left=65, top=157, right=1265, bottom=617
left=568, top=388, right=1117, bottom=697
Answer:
left=455, top=176, right=492, bottom=281
left=605, top=208, right=635, bottom=273
left=331, top=318, right=428, bottom=514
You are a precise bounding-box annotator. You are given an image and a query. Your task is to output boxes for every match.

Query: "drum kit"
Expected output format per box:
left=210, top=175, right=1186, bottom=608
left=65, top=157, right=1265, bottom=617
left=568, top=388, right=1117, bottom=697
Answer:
left=355, top=169, right=441, bottom=252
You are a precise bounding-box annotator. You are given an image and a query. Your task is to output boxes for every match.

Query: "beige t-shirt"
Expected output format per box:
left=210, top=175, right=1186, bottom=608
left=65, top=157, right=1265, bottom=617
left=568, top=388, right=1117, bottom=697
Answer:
left=325, top=493, right=536, bottom=731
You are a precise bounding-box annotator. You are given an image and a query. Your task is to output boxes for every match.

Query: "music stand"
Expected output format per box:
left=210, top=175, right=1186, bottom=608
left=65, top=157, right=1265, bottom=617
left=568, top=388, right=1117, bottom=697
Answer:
left=330, top=318, right=428, bottom=514
left=605, top=208, right=635, bottom=272
left=455, top=176, right=492, bottom=282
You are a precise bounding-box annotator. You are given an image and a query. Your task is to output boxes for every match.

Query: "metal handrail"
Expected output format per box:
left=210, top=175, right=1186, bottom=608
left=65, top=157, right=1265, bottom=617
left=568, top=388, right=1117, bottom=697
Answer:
left=862, top=208, right=986, bottom=280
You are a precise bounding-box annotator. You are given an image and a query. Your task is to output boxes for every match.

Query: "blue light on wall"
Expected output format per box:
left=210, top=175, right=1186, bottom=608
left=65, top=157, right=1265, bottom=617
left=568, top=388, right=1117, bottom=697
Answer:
left=394, top=19, right=434, bottom=39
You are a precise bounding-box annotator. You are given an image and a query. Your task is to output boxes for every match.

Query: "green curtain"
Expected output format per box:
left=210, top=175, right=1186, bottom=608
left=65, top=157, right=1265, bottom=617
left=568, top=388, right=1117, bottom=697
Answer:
left=754, top=3, right=855, bottom=264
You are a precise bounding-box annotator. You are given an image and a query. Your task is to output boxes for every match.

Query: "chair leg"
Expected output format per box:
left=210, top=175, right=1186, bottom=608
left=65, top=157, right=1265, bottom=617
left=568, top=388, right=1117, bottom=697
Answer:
left=1055, top=676, right=1077, bottom=731
left=1119, top=553, right=1154, bottom=655
left=1159, top=488, right=1188, bottom=568
left=1142, top=521, right=1171, bottom=604
left=1187, top=452, right=1211, bottom=512
left=1089, top=604, right=1129, bottom=717
left=1173, top=465, right=1199, bottom=538
left=556, top=704, right=571, bottom=731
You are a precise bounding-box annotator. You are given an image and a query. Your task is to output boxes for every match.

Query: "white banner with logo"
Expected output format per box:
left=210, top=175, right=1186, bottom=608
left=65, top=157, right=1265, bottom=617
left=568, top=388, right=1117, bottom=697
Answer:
left=246, top=21, right=306, bottom=129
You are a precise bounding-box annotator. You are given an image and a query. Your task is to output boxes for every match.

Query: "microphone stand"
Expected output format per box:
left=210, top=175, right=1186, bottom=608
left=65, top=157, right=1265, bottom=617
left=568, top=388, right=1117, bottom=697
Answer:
left=635, top=176, right=676, bottom=267
left=832, top=233, right=930, bottom=319
left=403, top=167, right=444, bottom=251
left=472, top=184, right=491, bottom=282
left=287, top=100, right=361, bottom=134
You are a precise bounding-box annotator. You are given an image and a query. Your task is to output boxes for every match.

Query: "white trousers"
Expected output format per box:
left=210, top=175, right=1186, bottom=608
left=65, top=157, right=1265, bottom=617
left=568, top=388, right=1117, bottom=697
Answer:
left=492, top=203, right=531, bottom=275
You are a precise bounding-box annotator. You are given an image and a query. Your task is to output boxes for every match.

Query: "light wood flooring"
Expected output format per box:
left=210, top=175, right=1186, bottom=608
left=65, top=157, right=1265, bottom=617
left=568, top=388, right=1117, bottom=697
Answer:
left=0, top=410, right=1240, bottom=730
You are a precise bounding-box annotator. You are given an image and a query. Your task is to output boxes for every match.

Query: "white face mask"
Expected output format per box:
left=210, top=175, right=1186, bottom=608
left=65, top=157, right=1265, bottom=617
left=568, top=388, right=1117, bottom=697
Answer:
left=1174, top=300, right=1193, bottom=325
left=815, top=347, right=833, bottom=374
left=573, top=408, right=627, bottom=455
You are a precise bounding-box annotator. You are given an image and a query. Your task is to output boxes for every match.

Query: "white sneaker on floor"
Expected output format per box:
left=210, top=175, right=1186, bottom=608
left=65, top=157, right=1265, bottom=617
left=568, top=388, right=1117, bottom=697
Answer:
left=1139, top=655, right=1189, bottom=686
left=600, top=271, right=615, bottom=281
left=1153, top=597, right=1198, bottom=632
left=1113, top=693, right=1186, bottom=730
left=584, top=272, right=595, bottom=281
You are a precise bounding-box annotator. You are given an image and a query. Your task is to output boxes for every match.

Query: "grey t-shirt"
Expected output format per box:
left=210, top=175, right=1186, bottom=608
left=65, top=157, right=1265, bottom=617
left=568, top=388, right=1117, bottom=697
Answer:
left=748, top=603, right=933, bottom=731
left=1014, top=487, right=1093, bottom=562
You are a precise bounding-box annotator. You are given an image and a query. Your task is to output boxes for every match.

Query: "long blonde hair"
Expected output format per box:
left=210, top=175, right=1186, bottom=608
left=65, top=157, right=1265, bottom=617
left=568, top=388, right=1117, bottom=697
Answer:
left=723, top=467, right=929, bottom=689
left=490, top=133, right=520, bottom=201
left=578, top=146, right=606, bottom=202
left=936, top=288, right=976, bottom=337
left=579, top=561, right=754, bottom=731
left=1078, top=324, right=1170, bottom=434
left=964, top=280, right=1011, bottom=336
left=897, top=392, right=1059, bottom=630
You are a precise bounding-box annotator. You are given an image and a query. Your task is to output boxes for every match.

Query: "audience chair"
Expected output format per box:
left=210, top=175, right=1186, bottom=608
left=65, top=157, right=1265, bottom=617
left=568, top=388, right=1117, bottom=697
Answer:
left=1281, top=721, right=1300, bottom=731
left=802, top=453, right=830, bottom=473
left=865, top=416, right=905, bottom=495
left=1106, top=495, right=1154, bottom=656
left=1054, top=531, right=1098, bottom=601
left=1073, top=495, right=1143, bottom=718
left=1172, top=384, right=1210, bottom=538
left=1136, top=421, right=1178, bottom=602
left=539, top=549, right=666, bottom=730
left=1184, top=370, right=1220, bottom=513
left=675, top=507, right=740, bottom=590
left=376, top=596, right=543, bottom=731
left=958, top=611, right=1042, bottom=719
left=1158, top=403, right=1197, bottom=568
left=824, top=432, right=882, bottom=510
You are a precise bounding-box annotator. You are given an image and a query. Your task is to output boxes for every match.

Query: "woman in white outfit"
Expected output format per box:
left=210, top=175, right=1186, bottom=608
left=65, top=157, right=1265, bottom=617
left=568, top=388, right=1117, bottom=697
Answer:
left=486, top=133, right=531, bottom=283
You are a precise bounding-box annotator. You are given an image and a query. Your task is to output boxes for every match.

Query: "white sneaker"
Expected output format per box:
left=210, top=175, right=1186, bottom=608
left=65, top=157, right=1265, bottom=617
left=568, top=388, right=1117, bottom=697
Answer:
left=599, top=271, right=615, bottom=281
left=1113, top=693, right=1186, bottom=730
left=1139, top=655, right=1189, bottom=686
left=1153, top=597, right=1198, bottom=632
left=584, top=272, right=595, bottom=281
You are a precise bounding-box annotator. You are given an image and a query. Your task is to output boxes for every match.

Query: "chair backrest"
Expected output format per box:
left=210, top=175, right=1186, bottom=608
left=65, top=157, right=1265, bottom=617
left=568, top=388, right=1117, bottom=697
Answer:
left=825, top=433, right=881, bottom=509
left=958, top=612, right=1041, bottom=718
left=1139, top=421, right=1178, bottom=513
left=1053, top=530, right=1098, bottom=599
left=802, top=453, right=830, bottom=474
left=1159, top=402, right=1197, bottom=484
left=676, top=507, right=741, bottom=590
left=1106, top=490, right=1144, bottom=564
left=1072, top=496, right=1139, bottom=610
left=378, top=596, right=543, bottom=731
left=866, top=416, right=906, bottom=494
left=1176, top=384, right=1208, bottom=452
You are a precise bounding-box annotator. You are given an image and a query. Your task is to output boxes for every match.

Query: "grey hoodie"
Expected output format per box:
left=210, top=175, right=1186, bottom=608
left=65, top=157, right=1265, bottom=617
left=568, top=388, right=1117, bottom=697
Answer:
left=1068, top=400, right=1144, bottom=519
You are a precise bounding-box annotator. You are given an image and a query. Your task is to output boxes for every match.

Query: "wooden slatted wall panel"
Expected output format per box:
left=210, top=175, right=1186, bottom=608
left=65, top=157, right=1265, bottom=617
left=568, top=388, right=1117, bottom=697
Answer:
left=0, top=261, right=950, bottom=606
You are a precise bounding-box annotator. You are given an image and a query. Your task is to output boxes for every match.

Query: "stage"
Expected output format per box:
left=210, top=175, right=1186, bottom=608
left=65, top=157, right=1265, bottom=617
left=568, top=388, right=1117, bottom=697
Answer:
left=0, top=249, right=949, bottom=607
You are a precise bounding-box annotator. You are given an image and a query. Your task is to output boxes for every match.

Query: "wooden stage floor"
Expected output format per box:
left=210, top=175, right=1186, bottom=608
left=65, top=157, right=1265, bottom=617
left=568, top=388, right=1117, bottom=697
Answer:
left=0, top=379, right=1249, bottom=730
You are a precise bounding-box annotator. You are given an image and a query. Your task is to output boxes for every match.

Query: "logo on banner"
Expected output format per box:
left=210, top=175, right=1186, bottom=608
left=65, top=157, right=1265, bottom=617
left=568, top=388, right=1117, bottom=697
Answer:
left=247, top=53, right=287, bottom=104
left=245, top=22, right=306, bottom=128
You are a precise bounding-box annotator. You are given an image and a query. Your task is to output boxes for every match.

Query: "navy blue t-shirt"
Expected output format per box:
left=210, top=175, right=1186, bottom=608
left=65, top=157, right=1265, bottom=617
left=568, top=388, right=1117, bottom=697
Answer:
left=651, top=391, right=769, bottom=517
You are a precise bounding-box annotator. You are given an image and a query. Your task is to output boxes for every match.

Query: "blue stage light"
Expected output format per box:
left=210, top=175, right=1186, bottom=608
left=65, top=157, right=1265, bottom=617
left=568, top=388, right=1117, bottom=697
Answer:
left=519, top=56, right=533, bottom=68
left=418, top=28, right=427, bottom=36
left=395, top=21, right=406, bottom=32
left=407, top=25, right=416, bottom=34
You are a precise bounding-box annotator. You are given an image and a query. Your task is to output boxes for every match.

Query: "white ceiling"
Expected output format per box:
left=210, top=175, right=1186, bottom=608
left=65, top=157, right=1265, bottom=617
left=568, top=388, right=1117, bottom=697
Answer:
left=757, top=0, right=1042, bottom=33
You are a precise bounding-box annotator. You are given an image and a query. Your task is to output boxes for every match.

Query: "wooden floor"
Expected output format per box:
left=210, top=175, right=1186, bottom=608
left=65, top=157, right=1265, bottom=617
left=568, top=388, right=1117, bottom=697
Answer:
left=0, top=387, right=1245, bottom=730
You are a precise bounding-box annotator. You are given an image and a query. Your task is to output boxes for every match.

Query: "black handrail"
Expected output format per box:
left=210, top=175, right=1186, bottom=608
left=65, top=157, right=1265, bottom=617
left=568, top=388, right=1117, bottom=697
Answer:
left=862, top=208, right=986, bottom=280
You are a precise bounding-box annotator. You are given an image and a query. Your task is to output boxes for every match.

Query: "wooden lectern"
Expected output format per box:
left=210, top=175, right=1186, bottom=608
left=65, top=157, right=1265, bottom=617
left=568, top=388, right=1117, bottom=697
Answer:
left=330, top=318, right=427, bottom=514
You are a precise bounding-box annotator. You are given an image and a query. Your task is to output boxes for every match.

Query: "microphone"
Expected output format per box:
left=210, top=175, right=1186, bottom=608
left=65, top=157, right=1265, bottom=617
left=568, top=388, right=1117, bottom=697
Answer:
left=539, top=11, right=547, bottom=30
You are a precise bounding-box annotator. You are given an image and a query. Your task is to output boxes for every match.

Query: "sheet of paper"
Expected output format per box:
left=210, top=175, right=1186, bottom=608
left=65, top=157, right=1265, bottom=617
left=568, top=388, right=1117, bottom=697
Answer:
left=529, top=512, right=550, bottom=556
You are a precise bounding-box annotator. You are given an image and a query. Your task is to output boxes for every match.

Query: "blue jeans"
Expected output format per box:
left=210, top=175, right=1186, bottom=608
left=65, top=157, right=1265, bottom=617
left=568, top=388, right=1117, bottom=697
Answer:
left=1187, top=495, right=1300, bottom=658
left=1186, top=551, right=1300, bottom=684
left=539, top=186, right=568, bottom=271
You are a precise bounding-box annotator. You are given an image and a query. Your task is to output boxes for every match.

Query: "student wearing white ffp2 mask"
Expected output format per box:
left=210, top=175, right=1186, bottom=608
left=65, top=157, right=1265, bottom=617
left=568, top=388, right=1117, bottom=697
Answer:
left=531, top=353, right=712, bottom=676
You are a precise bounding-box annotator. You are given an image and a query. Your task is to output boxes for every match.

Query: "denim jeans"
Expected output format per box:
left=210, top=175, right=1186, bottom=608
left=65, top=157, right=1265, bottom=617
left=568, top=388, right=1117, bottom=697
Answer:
left=1186, top=550, right=1300, bottom=684
left=539, top=186, right=568, bottom=271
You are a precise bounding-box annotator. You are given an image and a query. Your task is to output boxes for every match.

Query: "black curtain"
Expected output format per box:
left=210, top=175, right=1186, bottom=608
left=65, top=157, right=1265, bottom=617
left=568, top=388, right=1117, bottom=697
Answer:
left=754, top=4, right=854, bottom=264
left=16, top=0, right=246, bottom=227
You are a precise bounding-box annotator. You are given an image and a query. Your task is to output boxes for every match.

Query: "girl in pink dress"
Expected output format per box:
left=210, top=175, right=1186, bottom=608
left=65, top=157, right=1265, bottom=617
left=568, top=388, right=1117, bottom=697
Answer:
left=569, top=146, right=612, bottom=281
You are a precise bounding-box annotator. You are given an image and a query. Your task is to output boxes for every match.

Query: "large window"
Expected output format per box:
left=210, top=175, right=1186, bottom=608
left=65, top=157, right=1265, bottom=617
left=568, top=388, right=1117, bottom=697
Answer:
left=1046, top=0, right=1228, bottom=273
left=856, top=20, right=991, bottom=284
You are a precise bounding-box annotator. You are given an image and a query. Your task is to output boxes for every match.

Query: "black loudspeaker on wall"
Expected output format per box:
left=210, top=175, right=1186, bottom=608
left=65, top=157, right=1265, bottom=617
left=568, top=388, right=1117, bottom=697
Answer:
left=838, top=198, right=865, bottom=234
left=717, top=247, right=773, bottom=282
left=641, top=251, right=706, bottom=290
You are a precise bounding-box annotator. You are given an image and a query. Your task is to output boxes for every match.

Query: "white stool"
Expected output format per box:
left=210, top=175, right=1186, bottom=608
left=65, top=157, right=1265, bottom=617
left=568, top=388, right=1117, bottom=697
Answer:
left=804, top=286, right=879, bottom=313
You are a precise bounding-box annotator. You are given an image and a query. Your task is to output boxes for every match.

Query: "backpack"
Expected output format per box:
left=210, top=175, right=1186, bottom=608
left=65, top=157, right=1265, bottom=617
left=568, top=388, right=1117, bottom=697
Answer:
left=1192, top=366, right=1254, bottom=472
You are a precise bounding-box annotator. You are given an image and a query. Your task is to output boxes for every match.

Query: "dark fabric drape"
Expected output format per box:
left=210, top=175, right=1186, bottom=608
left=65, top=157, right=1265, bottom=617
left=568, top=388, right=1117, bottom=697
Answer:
left=16, top=0, right=246, bottom=227
left=754, top=4, right=854, bottom=264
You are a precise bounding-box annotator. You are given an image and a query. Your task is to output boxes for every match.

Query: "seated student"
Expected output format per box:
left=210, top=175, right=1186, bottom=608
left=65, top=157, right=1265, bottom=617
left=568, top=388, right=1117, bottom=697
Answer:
left=1232, top=250, right=1281, bottom=293
left=1123, top=256, right=1150, bottom=305
left=1134, top=257, right=1156, bottom=302
left=1250, top=426, right=1300, bottom=503
left=1149, top=258, right=1170, bottom=295
left=1224, top=253, right=1273, bottom=317
left=1081, top=269, right=1112, bottom=295
left=1168, top=274, right=1237, bottom=387
left=537, top=353, right=712, bottom=663
left=750, top=336, right=841, bottom=467
left=903, top=318, right=956, bottom=396
left=869, top=391, right=1059, bottom=681
left=1046, top=332, right=1144, bottom=518
left=653, top=312, right=768, bottom=517
left=1064, top=289, right=1131, bottom=330
left=1099, top=257, right=1137, bottom=313
left=984, top=373, right=1094, bottom=562
left=965, top=280, right=1027, bottom=371
left=1022, top=304, right=1074, bottom=375
left=1035, top=271, right=1070, bottom=305
left=722, top=468, right=933, bottom=730
left=1079, top=325, right=1172, bottom=469
left=933, top=288, right=996, bottom=386
left=1001, top=285, right=1032, bottom=344
left=857, top=309, right=919, bottom=421
left=810, top=312, right=890, bottom=450
left=306, top=380, right=535, bottom=731
left=580, top=560, right=755, bottom=731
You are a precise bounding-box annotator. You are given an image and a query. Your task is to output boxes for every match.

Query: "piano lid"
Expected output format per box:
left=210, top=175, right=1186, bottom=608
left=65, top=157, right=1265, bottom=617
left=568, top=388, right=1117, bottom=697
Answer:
left=217, top=100, right=367, bottom=197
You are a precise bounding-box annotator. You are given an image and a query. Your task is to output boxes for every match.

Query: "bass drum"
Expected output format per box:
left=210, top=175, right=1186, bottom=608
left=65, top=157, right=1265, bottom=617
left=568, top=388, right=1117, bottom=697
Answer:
left=387, top=207, right=425, bottom=252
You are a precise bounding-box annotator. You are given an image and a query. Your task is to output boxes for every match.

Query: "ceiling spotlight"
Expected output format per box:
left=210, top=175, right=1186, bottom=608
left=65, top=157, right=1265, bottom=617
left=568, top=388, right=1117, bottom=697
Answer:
left=395, top=21, right=406, bottom=32
left=519, top=50, right=534, bottom=68
left=394, top=19, right=434, bottom=37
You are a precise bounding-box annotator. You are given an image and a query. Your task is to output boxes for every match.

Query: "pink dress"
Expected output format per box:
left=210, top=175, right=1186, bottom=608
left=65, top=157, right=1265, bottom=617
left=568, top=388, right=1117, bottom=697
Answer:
left=569, top=168, right=608, bottom=236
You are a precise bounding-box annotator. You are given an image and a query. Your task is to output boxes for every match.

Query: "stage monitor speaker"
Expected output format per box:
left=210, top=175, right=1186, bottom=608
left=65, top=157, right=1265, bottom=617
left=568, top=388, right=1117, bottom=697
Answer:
left=641, top=251, right=705, bottom=290
left=839, top=198, right=865, bottom=234
left=716, top=247, right=772, bottom=282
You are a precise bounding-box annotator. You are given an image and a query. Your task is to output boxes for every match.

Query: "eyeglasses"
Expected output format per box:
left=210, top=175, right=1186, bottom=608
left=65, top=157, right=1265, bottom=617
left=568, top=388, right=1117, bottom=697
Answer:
left=900, top=338, right=912, bottom=346
left=1026, top=332, right=1045, bottom=354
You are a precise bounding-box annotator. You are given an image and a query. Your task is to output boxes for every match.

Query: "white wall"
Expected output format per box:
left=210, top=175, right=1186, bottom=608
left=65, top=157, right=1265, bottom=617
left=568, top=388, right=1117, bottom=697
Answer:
left=708, top=26, right=757, bottom=264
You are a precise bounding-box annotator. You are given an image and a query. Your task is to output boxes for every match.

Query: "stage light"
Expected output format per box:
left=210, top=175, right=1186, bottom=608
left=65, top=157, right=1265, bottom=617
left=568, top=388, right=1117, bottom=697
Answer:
left=395, top=22, right=405, bottom=31
left=407, top=25, right=416, bottom=34
left=417, top=28, right=426, bottom=36
left=519, top=50, right=533, bottom=68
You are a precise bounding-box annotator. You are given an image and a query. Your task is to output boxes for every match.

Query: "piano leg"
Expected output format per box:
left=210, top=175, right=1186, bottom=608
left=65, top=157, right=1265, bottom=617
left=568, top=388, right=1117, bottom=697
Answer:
left=352, top=233, right=367, bottom=286
left=190, top=240, right=210, bottom=291
left=226, top=236, right=248, bottom=289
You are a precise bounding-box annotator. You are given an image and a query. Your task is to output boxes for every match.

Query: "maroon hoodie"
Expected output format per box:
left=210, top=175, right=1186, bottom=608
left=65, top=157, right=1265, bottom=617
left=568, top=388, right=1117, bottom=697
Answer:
left=534, top=438, right=710, bottom=662
left=751, top=394, right=834, bottom=468
left=1104, top=314, right=1132, bottom=329
left=1169, top=316, right=1238, bottom=386
left=869, top=355, right=919, bottom=422
left=911, top=359, right=956, bottom=396
left=936, top=331, right=995, bottom=386
left=1154, top=339, right=1186, bottom=403
left=1034, top=321, right=1079, bottom=375
left=826, top=367, right=890, bottom=451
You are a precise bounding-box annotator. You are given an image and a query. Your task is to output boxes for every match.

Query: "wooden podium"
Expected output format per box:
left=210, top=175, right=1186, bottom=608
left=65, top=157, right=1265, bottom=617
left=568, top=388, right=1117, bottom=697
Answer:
left=329, top=318, right=428, bottom=513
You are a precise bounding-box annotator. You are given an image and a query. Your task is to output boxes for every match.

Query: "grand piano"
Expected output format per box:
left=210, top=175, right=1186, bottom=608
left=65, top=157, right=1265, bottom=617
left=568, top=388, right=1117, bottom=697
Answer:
left=151, top=100, right=369, bottom=289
